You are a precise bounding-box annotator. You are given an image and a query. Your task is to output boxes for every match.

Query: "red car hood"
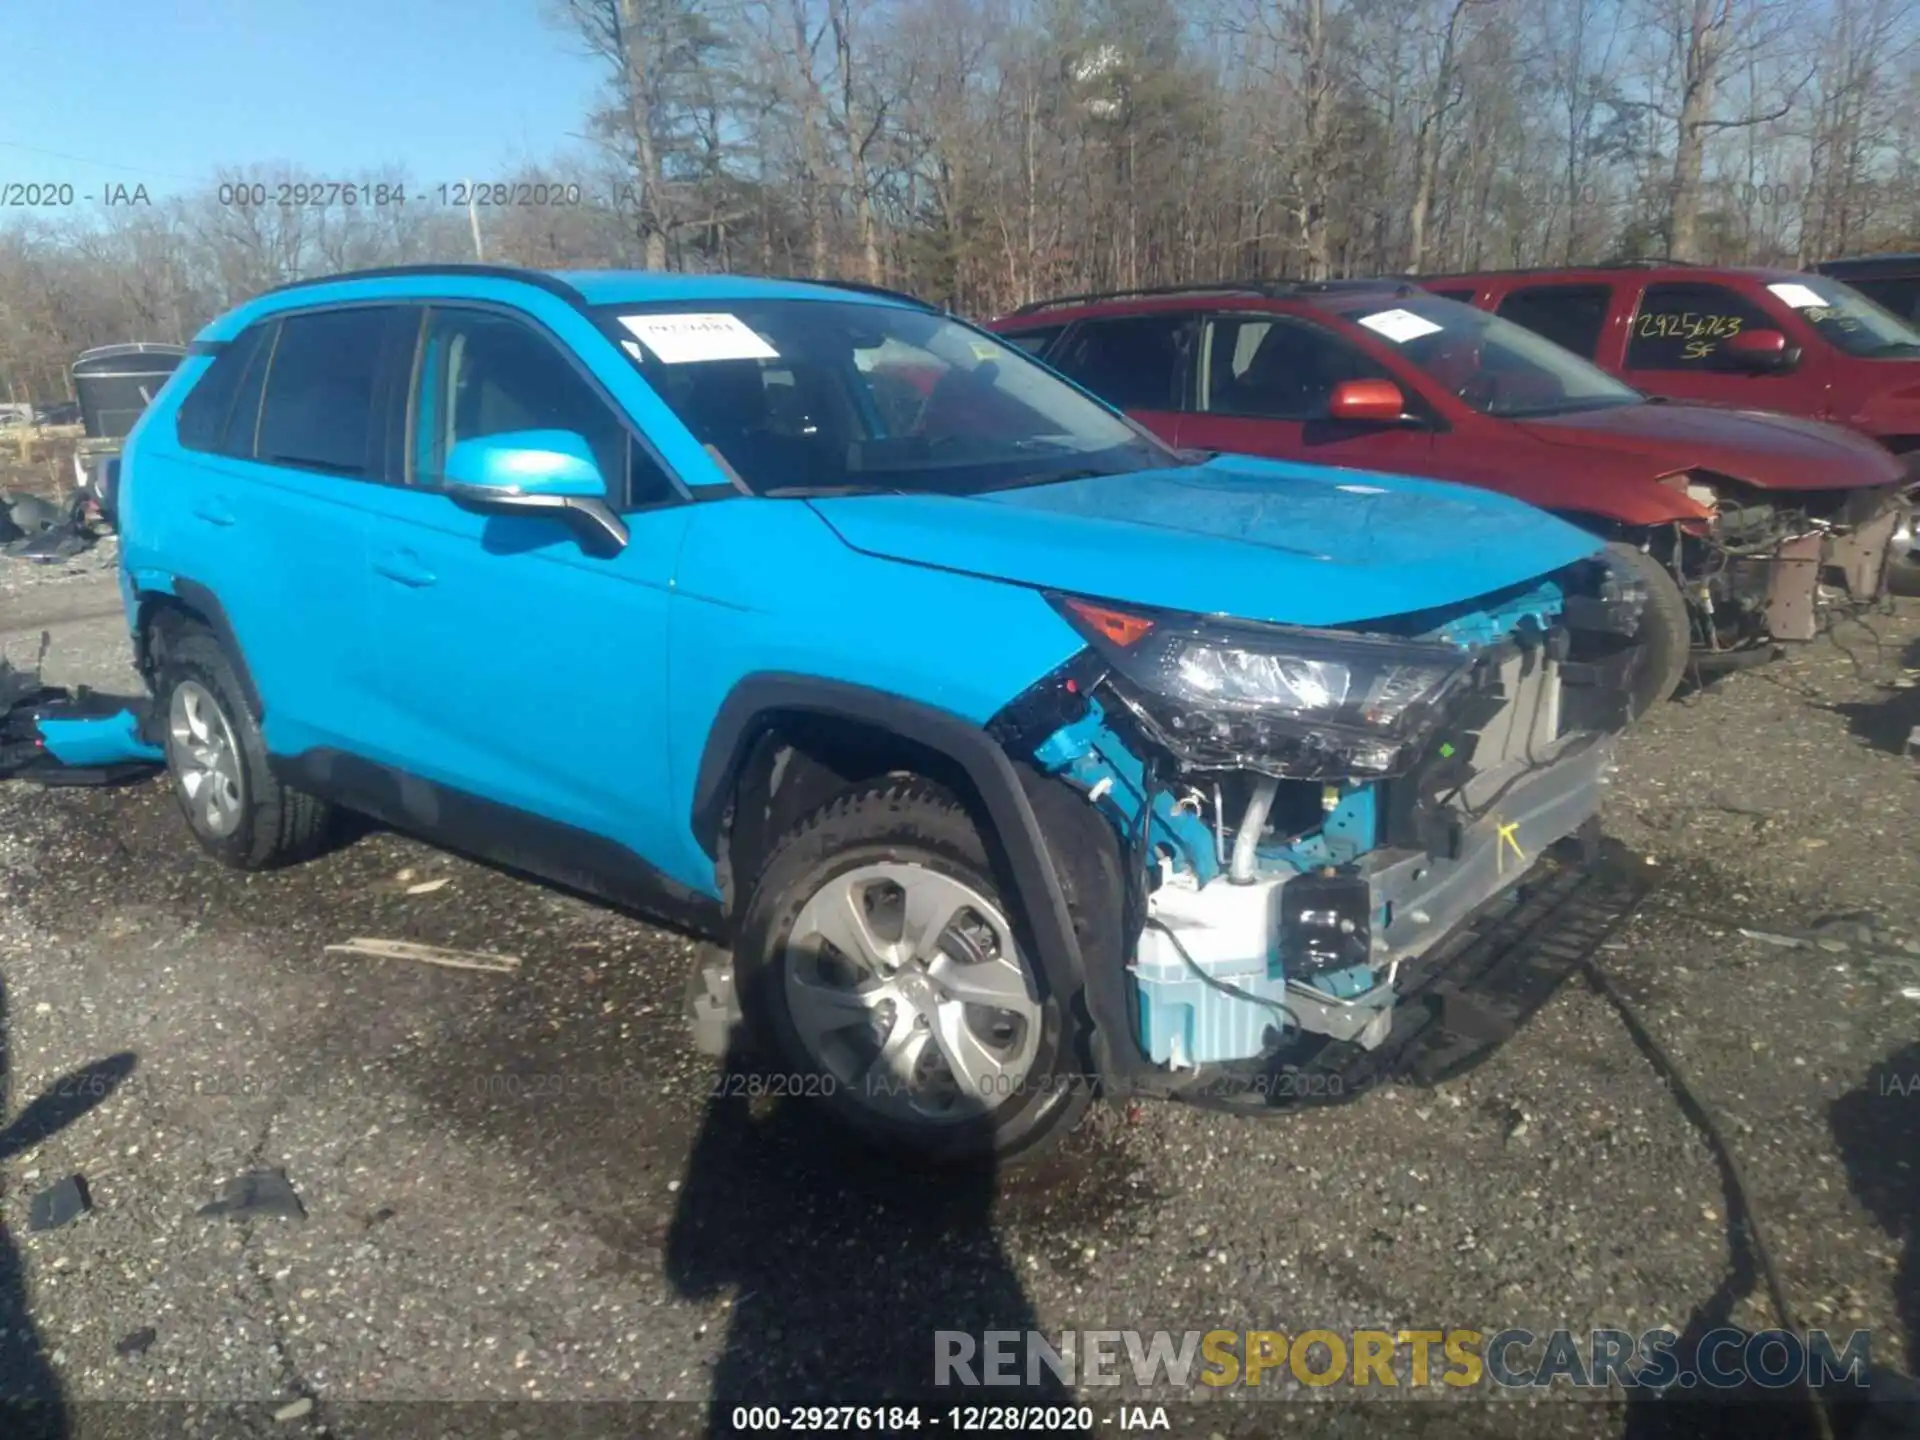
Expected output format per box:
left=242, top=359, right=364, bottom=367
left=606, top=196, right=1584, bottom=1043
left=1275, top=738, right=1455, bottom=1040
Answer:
left=1518, top=401, right=1903, bottom=492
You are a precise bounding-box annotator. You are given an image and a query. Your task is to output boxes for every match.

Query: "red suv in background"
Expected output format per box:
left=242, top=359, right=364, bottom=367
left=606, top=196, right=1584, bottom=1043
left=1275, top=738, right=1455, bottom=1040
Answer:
left=1423, top=261, right=1920, bottom=590
left=986, top=282, right=1906, bottom=714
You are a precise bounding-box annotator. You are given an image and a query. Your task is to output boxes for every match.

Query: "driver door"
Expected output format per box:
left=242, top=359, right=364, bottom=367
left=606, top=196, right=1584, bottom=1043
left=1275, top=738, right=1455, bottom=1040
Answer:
left=352, top=304, right=692, bottom=860
left=1176, top=313, right=1437, bottom=473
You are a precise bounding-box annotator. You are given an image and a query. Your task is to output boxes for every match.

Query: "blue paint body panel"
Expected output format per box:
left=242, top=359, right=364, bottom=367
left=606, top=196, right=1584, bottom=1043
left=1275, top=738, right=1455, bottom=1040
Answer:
left=810, top=457, right=1601, bottom=629
left=109, top=266, right=1611, bottom=1073
left=37, top=712, right=163, bottom=766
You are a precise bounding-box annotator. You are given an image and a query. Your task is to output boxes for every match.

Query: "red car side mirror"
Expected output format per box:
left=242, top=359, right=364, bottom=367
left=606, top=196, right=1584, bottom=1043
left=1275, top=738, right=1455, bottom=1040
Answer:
left=1719, top=328, right=1800, bottom=373
left=1328, top=379, right=1408, bottom=423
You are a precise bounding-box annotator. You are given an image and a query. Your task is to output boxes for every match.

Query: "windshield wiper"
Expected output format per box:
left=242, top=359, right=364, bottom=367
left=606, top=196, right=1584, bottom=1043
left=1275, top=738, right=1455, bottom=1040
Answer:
left=762, top=483, right=903, bottom=498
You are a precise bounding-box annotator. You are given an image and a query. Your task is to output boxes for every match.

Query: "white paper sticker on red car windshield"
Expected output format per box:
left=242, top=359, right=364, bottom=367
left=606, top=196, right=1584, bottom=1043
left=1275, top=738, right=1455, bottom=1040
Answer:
left=1356, top=309, right=1444, bottom=343
left=618, top=313, right=779, bottom=364
left=1766, top=282, right=1829, bottom=310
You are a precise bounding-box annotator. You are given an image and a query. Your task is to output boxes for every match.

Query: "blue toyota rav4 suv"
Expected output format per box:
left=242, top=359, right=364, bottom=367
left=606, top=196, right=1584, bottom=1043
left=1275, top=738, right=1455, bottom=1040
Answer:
left=113, top=264, right=1647, bottom=1162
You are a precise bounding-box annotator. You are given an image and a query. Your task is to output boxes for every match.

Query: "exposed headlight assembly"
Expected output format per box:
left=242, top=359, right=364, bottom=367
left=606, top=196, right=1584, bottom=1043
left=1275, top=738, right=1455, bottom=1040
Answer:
left=1050, top=595, right=1481, bottom=779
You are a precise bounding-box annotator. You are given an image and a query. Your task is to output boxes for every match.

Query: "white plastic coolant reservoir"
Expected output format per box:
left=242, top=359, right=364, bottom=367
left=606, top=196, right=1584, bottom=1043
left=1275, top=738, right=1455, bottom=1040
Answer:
left=1132, top=873, right=1295, bottom=1069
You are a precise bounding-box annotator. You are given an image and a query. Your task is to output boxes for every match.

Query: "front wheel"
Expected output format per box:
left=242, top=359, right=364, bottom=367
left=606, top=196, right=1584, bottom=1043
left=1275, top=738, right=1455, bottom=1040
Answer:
left=1604, top=541, right=1692, bottom=721
left=732, top=778, right=1092, bottom=1166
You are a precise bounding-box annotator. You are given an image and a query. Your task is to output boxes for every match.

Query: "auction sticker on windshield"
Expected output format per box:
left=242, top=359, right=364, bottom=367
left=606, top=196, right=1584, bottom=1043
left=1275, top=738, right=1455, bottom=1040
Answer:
left=1766, top=282, right=1829, bottom=310
left=1357, top=309, right=1445, bottom=344
left=619, top=313, right=779, bottom=364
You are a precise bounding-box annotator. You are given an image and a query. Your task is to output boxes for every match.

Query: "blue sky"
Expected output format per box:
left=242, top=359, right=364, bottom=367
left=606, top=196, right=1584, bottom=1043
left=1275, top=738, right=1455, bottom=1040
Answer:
left=1, top=0, right=610, bottom=204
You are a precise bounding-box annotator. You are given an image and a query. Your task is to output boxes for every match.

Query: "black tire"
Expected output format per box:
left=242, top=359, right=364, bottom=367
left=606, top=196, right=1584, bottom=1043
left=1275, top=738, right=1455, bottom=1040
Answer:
left=733, top=777, right=1093, bottom=1166
left=1606, top=540, right=1692, bottom=720
left=152, top=620, right=333, bottom=869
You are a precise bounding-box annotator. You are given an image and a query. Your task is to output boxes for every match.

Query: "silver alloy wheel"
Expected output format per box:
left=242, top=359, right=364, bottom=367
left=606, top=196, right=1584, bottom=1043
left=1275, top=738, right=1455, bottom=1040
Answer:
left=782, top=861, right=1044, bottom=1125
left=167, top=679, right=244, bottom=838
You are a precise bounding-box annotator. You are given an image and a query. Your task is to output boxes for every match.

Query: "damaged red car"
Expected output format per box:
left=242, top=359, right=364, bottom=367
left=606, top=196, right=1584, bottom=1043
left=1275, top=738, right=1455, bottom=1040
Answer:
left=987, top=283, right=1907, bottom=714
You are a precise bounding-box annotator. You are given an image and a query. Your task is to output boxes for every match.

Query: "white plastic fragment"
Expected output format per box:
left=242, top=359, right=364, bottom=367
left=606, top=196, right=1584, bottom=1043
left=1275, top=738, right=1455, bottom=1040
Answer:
left=324, top=938, right=521, bottom=973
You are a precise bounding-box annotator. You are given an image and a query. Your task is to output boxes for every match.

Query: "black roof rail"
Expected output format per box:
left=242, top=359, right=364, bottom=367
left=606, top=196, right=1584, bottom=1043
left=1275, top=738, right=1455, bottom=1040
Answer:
left=1811, top=252, right=1920, bottom=272
left=1410, top=258, right=1701, bottom=281
left=256, top=262, right=590, bottom=304
left=1006, top=283, right=1276, bottom=316
left=1004, top=277, right=1414, bottom=317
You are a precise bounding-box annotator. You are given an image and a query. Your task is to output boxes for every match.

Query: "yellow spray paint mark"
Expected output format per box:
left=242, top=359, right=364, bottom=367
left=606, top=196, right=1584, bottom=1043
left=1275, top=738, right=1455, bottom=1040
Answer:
left=1495, top=821, right=1526, bottom=873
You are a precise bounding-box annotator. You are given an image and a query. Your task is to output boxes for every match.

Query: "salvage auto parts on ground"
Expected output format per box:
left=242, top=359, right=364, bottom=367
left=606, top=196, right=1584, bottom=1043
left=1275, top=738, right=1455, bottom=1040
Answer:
left=990, top=282, right=1908, bottom=714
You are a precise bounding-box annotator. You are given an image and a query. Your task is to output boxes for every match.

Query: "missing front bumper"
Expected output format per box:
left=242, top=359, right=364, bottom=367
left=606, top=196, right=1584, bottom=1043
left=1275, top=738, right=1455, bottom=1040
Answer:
left=1131, top=733, right=1615, bottom=1064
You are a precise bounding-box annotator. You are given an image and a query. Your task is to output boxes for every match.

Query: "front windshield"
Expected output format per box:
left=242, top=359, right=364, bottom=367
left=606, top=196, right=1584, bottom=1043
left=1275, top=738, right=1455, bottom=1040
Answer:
left=601, top=298, right=1175, bottom=496
left=1347, top=297, right=1645, bottom=418
left=1763, top=278, right=1920, bottom=358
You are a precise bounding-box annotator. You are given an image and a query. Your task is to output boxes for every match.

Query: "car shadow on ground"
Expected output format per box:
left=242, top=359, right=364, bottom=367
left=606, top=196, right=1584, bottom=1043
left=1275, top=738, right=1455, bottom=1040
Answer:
left=0, top=967, right=137, bottom=1439
left=1829, top=636, right=1920, bottom=756
left=662, top=1035, right=1086, bottom=1437
left=1618, top=1041, right=1920, bottom=1439
left=1829, top=1041, right=1920, bottom=1436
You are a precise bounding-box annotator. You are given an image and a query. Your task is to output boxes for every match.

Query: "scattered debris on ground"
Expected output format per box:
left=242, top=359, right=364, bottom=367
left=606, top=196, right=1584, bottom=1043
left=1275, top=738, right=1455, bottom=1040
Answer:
left=324, top=937, right=522, bottom=973
left=112, top=1327, right=156, bottom=1358
left=197, top=1168, right=307, bottom=1222
left=0, top=487, right=101, bottom=564
left=26, top=1175, right=91, bottom=1232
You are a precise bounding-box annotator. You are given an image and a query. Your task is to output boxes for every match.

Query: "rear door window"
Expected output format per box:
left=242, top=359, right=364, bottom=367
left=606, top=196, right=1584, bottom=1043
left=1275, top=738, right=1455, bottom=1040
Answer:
left=1625, top=283, right=1775, bottom=370
left=1047, top=316, right=1193, bottom=410
left=255, top=307, right=399, bottom=477
left=1425, top=288, right=1477, bottom=304
left=1496, top=284, right=1612, bottom=359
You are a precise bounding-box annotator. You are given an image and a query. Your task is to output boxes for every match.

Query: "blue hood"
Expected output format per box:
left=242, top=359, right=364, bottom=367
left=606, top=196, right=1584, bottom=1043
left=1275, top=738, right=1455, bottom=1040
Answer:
left=807, top=455, right=1603, bottom=628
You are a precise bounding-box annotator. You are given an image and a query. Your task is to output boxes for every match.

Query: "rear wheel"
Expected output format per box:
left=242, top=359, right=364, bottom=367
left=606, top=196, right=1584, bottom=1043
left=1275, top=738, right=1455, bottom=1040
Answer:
left=153, top=622, right=333, bottom=869
left=1605, top=541, right=1691, bottom=720
left=733, top=778, right=1091, bottom=1165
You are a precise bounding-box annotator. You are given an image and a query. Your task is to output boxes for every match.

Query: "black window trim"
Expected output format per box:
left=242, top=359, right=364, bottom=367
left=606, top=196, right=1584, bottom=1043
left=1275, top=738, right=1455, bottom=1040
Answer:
left=403, top=297, right=692, bottom=513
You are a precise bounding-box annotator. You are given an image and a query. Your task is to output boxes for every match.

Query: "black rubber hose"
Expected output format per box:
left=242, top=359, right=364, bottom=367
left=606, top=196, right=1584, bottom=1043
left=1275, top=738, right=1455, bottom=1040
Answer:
left=1578, top=949, right=1837, bottom=1440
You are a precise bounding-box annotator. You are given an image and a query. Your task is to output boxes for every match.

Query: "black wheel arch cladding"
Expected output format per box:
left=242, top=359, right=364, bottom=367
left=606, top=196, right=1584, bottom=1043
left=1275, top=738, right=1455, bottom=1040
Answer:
left=693, top=673, right=1146, bottom=1088
left=139, top=578, right=265, bottom=721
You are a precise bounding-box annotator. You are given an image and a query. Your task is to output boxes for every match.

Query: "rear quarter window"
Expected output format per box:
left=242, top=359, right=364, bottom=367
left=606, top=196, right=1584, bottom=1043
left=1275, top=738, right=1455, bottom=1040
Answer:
left=175, top=326, right=269, bottom=454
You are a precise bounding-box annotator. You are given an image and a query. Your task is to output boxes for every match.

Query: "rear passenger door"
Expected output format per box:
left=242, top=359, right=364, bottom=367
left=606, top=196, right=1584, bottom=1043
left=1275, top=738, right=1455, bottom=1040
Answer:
left=1178, top=312, right=1437, bottom=472
left=1044, top=314, right=1194, bottom=443
left=171, top=304, right=410, bottom=757
left=352, top=303, right=692, bottom=863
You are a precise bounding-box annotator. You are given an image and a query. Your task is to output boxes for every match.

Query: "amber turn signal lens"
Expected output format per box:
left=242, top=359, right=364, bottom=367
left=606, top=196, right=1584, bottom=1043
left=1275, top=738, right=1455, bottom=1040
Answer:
left=1063, top=598, right=1156, bottom=648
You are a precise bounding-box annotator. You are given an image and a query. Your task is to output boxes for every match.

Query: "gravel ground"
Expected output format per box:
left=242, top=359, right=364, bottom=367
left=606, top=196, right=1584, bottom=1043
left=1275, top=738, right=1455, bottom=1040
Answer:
left=1, top=552, right=1917, bottom=1440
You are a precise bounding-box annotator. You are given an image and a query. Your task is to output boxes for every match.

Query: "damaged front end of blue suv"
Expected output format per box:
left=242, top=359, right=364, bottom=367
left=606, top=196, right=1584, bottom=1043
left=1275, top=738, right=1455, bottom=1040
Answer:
left=883, top=463, right=1648, bottom=1113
